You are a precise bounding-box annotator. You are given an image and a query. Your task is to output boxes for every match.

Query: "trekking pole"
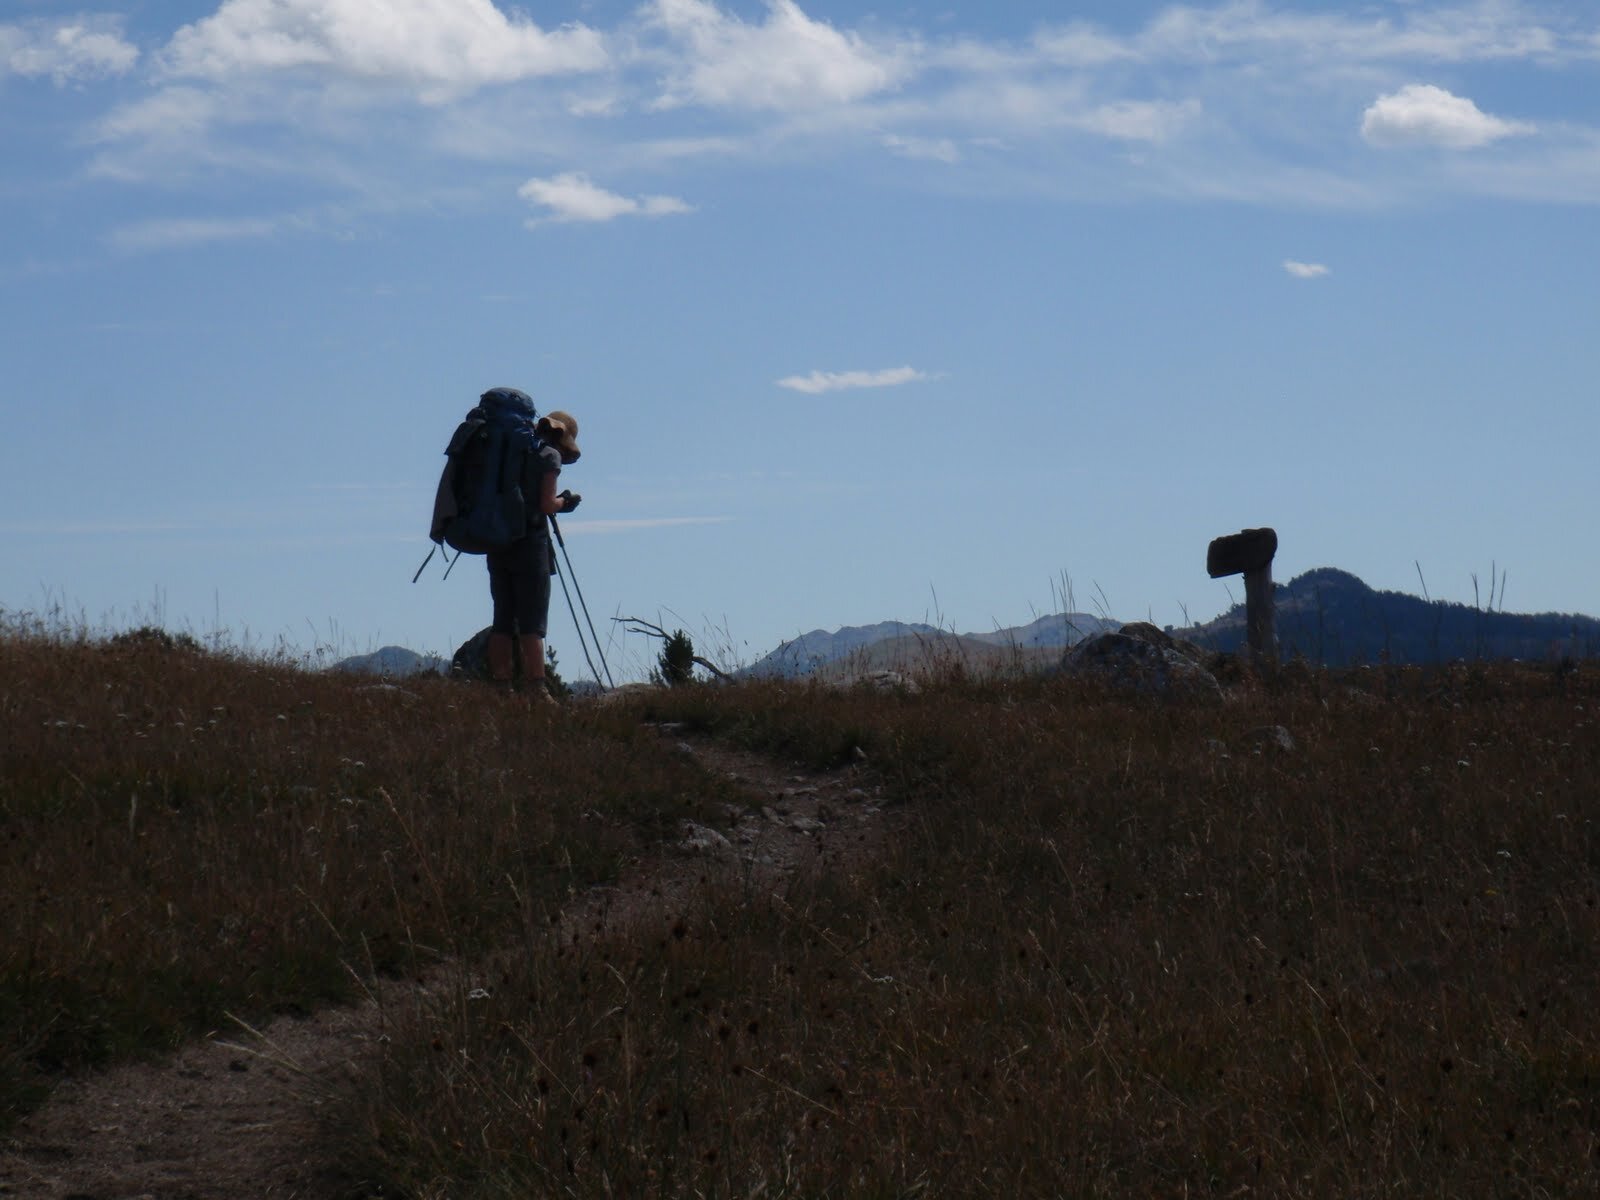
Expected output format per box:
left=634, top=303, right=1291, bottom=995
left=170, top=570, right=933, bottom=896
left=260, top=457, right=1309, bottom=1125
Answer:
left=548, top=514, right=616, bottom=690
left=551, top=549, right=605, bottom=690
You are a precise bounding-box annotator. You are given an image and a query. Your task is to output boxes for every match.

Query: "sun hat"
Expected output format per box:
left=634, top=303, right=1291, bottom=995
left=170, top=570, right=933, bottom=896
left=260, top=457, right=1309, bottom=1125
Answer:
left=538, top=410, right=581, bottom=463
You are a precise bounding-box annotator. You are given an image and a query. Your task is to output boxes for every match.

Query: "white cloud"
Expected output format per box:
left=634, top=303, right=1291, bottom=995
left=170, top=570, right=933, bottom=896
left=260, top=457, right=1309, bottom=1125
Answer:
left=646, top=0, right=909, bottom=111
left=1283, top=260, right=1329, bottom=278
left=518, top=173, right=693, bottom=224
left=1361, top=83, right=1534, bottom=149
left=39, top=1, right=1600, bottom=218
left=776, top=366, right=931, bottom=394
left=163, top=0, right=607, bottom=97
left=1, top=18, right=138, bottom=82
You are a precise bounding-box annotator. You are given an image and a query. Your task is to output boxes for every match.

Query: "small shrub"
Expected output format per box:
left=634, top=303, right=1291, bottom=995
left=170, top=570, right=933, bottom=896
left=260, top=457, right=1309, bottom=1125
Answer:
left=107, top=624, right=204, bottom=654
left=658, top=628, right=696, bottom=687
left=544, top=644, right=570, bottom=699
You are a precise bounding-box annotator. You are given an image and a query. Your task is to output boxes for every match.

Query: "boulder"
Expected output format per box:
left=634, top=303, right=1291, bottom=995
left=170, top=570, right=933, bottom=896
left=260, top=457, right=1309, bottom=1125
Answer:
left=450, top=626, right=496, bottom=681
left=594, top=682, right=662, bottom=704
left=1117, top=621, right=1212, bottom=663
left=1059, top=631, right=1221, bottom=701
left=1244, top=724, right=1296, bottom=753
left=679, top=821, right=733, bottom=854
left=1115, top=621, right=1176, bottom=650
left=853, top=670, right=921, bottom=694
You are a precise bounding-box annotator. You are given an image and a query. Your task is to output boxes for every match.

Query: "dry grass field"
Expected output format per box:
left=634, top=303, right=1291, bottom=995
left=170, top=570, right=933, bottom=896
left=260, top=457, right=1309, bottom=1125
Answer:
left=4, top=619, right=1598, bottom=1197
left=0, top=624, right=725, bottom=1130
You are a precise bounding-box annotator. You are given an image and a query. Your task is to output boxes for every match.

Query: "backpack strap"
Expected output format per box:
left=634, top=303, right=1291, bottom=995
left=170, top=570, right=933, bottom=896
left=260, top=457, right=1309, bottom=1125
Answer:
left=498, top=432, right=520, bottom=496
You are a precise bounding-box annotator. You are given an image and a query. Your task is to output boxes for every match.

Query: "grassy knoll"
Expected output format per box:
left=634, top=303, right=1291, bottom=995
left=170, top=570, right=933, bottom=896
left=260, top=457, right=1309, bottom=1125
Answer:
left=353, top=666, right=1600, bottom=1197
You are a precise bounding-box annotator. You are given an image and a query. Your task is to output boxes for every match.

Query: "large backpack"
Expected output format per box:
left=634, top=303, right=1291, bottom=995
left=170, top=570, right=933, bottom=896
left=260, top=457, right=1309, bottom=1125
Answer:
left=429, top=387, right=541, bottom=556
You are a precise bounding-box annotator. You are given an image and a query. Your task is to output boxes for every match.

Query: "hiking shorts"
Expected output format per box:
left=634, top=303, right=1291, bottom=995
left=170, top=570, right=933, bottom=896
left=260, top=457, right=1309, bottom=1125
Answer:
left=487, top=535, right=553, bottom=638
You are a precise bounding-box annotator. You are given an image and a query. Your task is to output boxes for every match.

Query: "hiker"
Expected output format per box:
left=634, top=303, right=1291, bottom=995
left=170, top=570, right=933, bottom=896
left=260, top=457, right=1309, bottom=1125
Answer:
left=485, top=409, right=582, bottom=702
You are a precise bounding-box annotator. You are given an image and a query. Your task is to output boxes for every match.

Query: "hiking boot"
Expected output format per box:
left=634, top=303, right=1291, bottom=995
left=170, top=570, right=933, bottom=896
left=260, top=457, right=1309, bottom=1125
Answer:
left=519, top=680, right=561, bottom=710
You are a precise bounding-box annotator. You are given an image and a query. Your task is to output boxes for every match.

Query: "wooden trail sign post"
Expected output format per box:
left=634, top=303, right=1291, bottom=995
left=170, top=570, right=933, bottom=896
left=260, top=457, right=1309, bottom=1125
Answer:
left=1207, top=527, right=1278, bottom=665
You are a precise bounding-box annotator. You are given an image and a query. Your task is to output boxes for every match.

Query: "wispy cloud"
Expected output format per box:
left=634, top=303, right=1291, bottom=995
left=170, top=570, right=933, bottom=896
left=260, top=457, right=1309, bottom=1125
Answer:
left=95, top=86, right=219, bottom=143
left=1283, top=259, right=1330, bottom=279
left=1361, top=83, right=1535, bottom=149
left=307, top=483, right=418, bottom=492
left=1441, top=128, right=1600, bottom=205
left=564, top=516, right=733, bottom=534
left=1072, top=98, right=1201, bottom=143
left=1123, top=2, right=1565, bottom=66
left=1, top=17, right=138, bottom=82
left=882, top=133, right=960, bottom=163
left=108, top=215, right=293, bottom=253
left=519, top=173, right=694, bottom=224
left=776, top=366, right=932, bottom=395
left=1031, top=24, right=1139, bottom=69
left=0, top=519, right=192, bottom=536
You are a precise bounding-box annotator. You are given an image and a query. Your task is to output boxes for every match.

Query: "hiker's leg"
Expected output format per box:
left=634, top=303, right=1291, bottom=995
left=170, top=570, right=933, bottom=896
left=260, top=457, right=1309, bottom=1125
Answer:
left=486, top=632, right=515, bottom=684
left=517, top=634, right=545, bottom=684
left=513, top=538, right=554, bottom=699
left=486, top=552, right=517, bottom=686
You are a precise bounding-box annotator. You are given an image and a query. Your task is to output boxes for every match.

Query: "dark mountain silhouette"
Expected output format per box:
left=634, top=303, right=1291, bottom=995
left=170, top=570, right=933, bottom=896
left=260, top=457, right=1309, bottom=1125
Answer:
left=354, top=570, right=1595, bottom=684
left=1182, top=567, right=1600, bottom=666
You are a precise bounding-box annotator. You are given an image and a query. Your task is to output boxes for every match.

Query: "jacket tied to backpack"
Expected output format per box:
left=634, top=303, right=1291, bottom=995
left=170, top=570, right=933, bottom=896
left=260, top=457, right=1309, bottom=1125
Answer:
left=430, top=387, right=544, bottom=556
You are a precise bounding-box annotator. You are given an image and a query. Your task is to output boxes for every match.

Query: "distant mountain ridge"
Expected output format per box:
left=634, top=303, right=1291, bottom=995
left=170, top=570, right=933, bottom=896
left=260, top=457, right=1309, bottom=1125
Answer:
left=335, top=569, right=1598, bottom=683
left=745, top=569, right=1599, bottom=679
left=1181, top=567, right=1600, bottom=665
left=331, top=645, right=447, bottom=677
left=967, top=612, right=1121, bottom=650
left=745, top=613, right=1120, bottom=679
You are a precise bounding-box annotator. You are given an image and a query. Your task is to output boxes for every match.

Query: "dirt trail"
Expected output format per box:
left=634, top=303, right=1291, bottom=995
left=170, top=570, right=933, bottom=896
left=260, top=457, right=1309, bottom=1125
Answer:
left=0, top=725, right=892, bottom=1200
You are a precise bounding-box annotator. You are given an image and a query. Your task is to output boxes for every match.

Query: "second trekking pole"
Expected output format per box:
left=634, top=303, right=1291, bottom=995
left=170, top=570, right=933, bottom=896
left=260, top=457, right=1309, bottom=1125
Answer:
left=551, top=550, right=604, bottom=690
left=548, top=514, right=616, bottom=691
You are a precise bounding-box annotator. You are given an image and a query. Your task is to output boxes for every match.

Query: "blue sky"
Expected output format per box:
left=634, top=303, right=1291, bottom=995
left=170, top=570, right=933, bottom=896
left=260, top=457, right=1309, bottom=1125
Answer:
left=3, top=0, right=1597, bottom=677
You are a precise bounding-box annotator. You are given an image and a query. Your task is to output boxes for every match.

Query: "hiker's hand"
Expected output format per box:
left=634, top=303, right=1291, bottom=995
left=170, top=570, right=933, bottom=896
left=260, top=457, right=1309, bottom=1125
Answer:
left=560, top=489, right=581, bottom=513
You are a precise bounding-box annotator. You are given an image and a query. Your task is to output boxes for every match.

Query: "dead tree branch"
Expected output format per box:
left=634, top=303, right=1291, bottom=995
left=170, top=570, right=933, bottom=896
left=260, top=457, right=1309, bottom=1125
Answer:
left=613, top=616, right=733, bottom=682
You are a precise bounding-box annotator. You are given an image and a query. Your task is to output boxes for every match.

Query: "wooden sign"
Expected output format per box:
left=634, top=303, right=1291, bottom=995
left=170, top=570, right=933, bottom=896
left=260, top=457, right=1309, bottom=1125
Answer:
left=1207, top=527, right=1278, bottom=579
left=1206, top=527, right=1279, bottom=665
